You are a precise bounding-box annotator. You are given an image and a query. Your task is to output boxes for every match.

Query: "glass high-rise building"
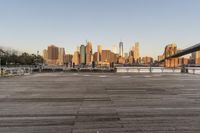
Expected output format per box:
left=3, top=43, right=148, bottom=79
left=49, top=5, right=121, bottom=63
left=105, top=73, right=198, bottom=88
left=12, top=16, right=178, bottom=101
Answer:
left=80, top=45, right=86, bottom=64
left=119, top=42, right=123, bottom=57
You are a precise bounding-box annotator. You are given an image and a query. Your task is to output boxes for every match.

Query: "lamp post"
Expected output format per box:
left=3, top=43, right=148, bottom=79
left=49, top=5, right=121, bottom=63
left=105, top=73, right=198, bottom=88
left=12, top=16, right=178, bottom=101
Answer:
left=0, top=49, right=5, bottom=77
left=0, top=53, right=1, bottom=68
left=0, top=55, right=1, bottom=77
left=0, top=49, right=5, bottom=76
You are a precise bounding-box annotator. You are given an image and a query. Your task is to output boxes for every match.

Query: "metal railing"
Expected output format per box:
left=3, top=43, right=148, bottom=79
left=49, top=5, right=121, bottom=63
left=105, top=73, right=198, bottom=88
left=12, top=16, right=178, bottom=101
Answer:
left=0, top=67, right=32, bottom=77
left=116, top=66, right=200, bottom=74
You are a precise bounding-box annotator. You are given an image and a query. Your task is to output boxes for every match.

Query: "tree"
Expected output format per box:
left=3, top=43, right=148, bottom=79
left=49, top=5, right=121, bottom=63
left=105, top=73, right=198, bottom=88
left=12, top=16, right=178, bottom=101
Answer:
left=0, top=51, right=44, bottom=66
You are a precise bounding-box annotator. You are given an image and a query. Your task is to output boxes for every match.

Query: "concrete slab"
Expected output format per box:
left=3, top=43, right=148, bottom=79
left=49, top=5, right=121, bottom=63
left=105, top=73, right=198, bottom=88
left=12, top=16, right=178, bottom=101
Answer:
left=0, top=72, right=200, bottom=133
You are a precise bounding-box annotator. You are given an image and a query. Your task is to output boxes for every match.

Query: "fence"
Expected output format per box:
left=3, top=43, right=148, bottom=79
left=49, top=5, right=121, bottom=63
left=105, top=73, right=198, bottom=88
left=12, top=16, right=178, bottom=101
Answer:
left=186, top=67, right=200, bottom=74
left=0, top=67, right=32, bottom=77
left=116, top=67, right=200, bottom=74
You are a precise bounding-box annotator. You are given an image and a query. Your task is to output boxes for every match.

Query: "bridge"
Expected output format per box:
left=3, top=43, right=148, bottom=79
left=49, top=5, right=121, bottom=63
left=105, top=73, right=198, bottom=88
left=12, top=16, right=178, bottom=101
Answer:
left=158, top=43, right=200, bottom=63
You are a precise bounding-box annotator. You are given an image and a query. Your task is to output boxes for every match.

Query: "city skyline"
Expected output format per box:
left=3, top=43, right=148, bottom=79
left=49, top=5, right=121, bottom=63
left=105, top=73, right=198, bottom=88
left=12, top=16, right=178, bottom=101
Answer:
left=42, top=42, right=200, bottom=67
left=1, top=0, right=200, bottom=57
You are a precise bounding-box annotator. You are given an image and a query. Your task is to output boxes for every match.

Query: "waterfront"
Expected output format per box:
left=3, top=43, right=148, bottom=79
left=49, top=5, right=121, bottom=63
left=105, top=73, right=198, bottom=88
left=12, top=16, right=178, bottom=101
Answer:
left=0, top=73, right=200, bottom=133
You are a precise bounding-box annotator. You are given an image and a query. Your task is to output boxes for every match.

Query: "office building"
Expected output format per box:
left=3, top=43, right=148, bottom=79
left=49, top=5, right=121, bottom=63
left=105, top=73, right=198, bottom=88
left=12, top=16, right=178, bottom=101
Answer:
left=119, top=42, right=123, bottom=57
left=128, top=56, right=134, bottom=64
left=142, top=56, right=153, bottom=65
left=93, top=52, right=98, bottom=63
left=47, top=45, right=59, bottom=65
left=48, top=45, right=58, bottom=60
left=133, top=42, right=140, bottom=62
left=72, top=51, right=80, bottom=65
left=57, top=48, right=65, bottom=65
left=97, top=45, right=102, bottom=63
left=80, top=45, right=86, bottom=64
left=118, top=56, right=126, bottom=64
left=42, top=49, right=48, bottom=63
left=86, top=42, right=93, bottom=65
left=65, top=54, right=73, bottom=64
left=101, top=50, right=117, bottom=64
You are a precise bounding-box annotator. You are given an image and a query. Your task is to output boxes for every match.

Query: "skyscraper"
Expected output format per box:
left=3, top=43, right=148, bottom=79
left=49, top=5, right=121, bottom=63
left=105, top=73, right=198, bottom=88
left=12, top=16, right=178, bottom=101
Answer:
left=93, top=52, right=98, bottom=63
left=48, top=45, right=58, bottom=60
left=43, top=49, right=48, bottom=63
left=58, top=48, right=65, bottom=65
left=119, top=42, right=123, bottom=57
left=86, top=42, right=93, bottom=65
left=133, top=42, right=140, bottom=61
left=97, top=45, right=102, bottom=63
left=80, top=45, right=86, bottom=64
left=65, top=54, right=73, bottom=64
left=47, top=45, right=59, bottom=64
left=73, top=51, right=80, bottom=65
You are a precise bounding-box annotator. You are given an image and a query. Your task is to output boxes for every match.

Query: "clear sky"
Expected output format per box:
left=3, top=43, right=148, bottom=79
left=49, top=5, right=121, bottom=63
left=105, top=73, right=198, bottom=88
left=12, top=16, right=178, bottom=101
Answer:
left=0, top=0, right=200, bottom=58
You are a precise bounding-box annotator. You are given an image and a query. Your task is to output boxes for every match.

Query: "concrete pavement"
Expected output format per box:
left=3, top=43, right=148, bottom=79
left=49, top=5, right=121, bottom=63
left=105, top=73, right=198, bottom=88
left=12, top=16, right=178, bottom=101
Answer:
left=0, top=72, right=200, bottom=133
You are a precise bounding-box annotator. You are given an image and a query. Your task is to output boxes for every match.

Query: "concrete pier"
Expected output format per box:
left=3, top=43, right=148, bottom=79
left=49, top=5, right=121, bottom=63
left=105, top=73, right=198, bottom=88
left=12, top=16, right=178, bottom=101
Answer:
left=0, top=73, right=200, bottom=133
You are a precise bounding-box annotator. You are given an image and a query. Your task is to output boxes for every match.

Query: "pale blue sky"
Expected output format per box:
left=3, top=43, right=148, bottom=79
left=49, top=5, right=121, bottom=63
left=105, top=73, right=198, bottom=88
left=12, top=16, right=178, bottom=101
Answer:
left=0, top=0, right=200, bottom=57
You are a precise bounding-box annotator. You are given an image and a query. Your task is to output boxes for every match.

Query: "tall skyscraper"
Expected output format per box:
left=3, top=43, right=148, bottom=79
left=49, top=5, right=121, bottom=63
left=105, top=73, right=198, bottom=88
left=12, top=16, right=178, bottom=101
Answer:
left=48, top=45, right=58, bottom=60
left=73, top=51, right=80, bottom=65
left=97, top=45, right=102, bottom=63
left=58, top=48, right=65, bottom=65
left=133, top=42, right=140, bottom=61
left=119, top=42, right=123, bottom=57
left=86, top=42, right=93, bottom=65
left=47, top=45, right=59, bottom=64
left=80, top=45, right=86, bottom=64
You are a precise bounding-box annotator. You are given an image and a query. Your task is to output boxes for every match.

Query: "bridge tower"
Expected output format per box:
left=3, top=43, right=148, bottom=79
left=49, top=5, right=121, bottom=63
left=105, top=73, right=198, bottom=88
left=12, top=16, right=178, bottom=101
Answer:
left=164, top=43, right=179, bottom=68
